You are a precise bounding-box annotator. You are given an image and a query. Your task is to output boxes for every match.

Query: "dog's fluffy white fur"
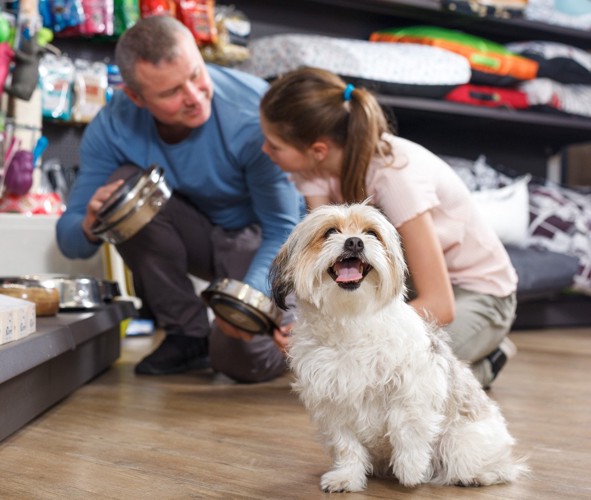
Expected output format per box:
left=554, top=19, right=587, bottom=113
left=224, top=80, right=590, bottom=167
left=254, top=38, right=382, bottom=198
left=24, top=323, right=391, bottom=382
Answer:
left=270, top=203, right=527, bottom=492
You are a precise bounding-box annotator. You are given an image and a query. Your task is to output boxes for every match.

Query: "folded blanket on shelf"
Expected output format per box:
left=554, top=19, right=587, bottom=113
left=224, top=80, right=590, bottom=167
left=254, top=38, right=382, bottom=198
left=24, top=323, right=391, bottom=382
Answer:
left=519, top=78, right=591, bottom=118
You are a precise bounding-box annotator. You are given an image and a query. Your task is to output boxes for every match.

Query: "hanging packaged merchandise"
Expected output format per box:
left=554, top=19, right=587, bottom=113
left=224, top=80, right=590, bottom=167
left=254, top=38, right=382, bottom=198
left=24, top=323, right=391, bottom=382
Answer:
left=5, top=32, right=47, bottom=101
left=200, top=4, right=250, bottom=65
left=39, top=54, right=75, bottom=121
left=58, top=0, right=115, bottom=36
left=0, top=42, right=14, bottom=94
left=140, top=0, right=175, bottom=18
left=114, top=0, right=140, bottom=36
left=176, top=0, right=217, bottom=46
left=44, top=0, right=85, bottom=33
left=72, top=59, right=108, bottom=123
left=105, top=64, right=124, bottom=102
left=4, top=150, right=34, bottom=196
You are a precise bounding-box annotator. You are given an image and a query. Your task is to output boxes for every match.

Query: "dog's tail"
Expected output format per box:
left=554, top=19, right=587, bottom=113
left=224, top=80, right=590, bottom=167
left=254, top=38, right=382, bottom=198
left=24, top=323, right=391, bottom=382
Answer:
left=431, top=455, right=530, bottom=486
left=499, top=455, right=531, bottom=483
left=466, top=455, right=530, bottom=486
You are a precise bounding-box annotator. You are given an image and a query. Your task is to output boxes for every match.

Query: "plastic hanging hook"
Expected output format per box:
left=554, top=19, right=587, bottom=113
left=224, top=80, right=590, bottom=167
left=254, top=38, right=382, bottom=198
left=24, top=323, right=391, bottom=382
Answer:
left=33, top=135, right=48, bottom=165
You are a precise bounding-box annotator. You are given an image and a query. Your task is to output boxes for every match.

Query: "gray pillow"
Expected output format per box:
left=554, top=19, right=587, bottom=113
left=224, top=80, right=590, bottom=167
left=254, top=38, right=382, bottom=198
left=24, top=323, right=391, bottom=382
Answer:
left=505, top=245, right=580, bottom=300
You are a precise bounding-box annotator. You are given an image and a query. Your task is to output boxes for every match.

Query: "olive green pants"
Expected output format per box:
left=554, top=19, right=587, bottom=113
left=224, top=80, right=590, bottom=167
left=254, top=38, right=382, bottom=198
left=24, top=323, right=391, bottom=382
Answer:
left=446, top=286, right=517, bottom=387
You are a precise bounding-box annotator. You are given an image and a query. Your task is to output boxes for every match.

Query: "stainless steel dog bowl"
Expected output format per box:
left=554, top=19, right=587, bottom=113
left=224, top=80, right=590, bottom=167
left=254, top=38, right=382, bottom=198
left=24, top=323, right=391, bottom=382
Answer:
left=49, top=275, right=104, bottom=309
left=201, top=278, right=283, bottom=335
left=91, top=164, right=172, bottom=245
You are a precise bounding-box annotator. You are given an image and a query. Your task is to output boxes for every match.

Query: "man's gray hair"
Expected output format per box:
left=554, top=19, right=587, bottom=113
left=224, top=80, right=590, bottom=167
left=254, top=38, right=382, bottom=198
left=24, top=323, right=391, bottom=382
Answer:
left=115, top=16, right=194, bottom=93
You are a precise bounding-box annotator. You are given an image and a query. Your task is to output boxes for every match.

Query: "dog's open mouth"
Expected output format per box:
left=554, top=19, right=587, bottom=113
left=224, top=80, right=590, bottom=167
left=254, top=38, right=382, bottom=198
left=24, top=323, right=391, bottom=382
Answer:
left=328, top=257, right=372, bottom=290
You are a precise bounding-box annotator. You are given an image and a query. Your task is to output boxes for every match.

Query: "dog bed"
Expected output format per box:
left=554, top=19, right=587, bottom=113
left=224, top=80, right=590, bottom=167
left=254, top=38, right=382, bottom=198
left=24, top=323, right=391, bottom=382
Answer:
left=238, top=34, right=471, bottom=98
left=445, top=83, right=530, bottom=109
left=370, top=26, right=538, bottom=87
left=506, top=41, right=591, bottom=84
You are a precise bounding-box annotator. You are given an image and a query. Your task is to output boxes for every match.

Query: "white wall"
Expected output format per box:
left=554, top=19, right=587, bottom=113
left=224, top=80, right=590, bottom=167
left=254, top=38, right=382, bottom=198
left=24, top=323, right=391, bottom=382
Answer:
left=0, top=214, right=105, bottom=277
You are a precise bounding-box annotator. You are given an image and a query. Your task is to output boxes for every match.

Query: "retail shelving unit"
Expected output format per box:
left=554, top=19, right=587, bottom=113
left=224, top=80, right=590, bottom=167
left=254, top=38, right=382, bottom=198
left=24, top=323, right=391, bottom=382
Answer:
left=230, top=0, right=591, bottom=177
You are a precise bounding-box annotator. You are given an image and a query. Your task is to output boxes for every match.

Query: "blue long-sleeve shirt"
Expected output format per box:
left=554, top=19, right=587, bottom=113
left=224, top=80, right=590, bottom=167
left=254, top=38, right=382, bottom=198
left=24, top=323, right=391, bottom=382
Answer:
left=56, top=64, right=302, bottom=295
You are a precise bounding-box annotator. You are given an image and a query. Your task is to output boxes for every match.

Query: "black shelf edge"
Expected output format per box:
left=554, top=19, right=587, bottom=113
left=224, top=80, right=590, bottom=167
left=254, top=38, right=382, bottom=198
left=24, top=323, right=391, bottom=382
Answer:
left=304, top=0, right=591, bottom=43
left=377, top=94, right=591, bottom=133
left=0, top=301, right=136, bottom=385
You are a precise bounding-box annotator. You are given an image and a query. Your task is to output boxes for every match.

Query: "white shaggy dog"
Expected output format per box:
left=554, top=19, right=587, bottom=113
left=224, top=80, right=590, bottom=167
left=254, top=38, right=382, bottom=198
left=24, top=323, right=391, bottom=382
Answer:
left=270, top=203, right=527, bottom=492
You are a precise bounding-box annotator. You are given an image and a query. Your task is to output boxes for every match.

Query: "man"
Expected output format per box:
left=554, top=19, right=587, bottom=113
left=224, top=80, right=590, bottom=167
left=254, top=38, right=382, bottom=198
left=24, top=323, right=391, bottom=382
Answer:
left=56, top=16, right=301, bottom=382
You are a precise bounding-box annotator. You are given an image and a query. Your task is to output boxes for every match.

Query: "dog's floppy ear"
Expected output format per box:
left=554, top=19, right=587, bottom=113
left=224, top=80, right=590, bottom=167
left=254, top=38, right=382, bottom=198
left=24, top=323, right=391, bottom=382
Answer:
left=269, top=243, right=294, bottom=311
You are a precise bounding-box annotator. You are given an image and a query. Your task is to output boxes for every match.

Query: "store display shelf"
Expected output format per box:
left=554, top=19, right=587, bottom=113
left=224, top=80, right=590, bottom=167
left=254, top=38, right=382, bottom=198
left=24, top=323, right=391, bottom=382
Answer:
left=0, top=301, right=137, bottom=442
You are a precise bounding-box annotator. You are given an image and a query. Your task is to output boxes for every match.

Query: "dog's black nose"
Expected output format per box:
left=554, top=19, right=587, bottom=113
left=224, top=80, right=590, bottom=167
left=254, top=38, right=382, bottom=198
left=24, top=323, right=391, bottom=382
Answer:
left=344, top=237, right=364, bottom=252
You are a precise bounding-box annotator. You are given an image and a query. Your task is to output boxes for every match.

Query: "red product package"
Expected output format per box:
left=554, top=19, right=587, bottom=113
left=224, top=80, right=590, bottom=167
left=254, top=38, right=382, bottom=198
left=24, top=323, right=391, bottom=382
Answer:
left=140, top=0, right=176, bottom=18
left=175, top=0, right=217, bottom=46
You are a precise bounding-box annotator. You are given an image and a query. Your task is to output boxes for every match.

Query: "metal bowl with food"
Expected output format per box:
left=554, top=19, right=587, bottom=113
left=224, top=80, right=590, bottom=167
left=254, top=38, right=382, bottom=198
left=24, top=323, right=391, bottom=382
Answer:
left=91, top=164, right=172, bottom=245
left=0, top=277, right=60, bottom=316
left=0, top=275, right=105, bottom=312
left=201, top=278, right=283, bottom=335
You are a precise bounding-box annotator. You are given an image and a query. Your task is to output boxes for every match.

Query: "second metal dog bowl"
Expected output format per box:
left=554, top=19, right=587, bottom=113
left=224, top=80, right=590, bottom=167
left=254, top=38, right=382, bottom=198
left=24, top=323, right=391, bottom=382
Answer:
left=49, top=275, right=104, bottom=309
left=91, top=164, right=171, bottom=245
left=201, top=278, right=283, bottom=335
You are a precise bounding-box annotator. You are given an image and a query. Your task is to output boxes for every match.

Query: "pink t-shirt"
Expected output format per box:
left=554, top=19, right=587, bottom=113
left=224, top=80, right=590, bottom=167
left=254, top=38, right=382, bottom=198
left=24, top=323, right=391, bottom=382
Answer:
left=292, top=134, right=517, bottom=297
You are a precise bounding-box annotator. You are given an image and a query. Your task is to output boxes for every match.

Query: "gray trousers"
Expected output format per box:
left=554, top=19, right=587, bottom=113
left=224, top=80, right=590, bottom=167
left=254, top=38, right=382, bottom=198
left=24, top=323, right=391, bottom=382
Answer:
left=446, top=286, right=517, bottom=386
left=111, top=165, right=286, bottom=383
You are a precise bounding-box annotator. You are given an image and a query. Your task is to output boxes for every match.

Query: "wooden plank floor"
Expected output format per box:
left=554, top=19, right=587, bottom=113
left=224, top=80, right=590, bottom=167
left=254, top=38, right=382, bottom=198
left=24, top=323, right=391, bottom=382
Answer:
left=1, top=327, right=590, bottom=499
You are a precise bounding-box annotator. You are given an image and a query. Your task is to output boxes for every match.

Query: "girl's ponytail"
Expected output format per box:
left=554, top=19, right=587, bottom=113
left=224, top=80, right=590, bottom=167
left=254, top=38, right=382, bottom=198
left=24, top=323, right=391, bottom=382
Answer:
left=341, top=85, right=391, bottom=203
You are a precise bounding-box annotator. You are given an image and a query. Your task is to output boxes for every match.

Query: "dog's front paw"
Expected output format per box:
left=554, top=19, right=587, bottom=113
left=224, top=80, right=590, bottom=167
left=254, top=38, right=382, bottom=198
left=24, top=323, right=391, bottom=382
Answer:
left=320, top=468, right=367, bottom=493
left=393, top=461, right=430, bottom=488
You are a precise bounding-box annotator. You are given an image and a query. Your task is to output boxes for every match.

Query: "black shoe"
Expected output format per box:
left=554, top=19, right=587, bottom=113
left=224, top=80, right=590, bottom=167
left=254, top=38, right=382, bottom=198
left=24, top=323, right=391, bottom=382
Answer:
left=135, top=334, right=210, bottom=375
left=484, top=338, right=517, bottom=388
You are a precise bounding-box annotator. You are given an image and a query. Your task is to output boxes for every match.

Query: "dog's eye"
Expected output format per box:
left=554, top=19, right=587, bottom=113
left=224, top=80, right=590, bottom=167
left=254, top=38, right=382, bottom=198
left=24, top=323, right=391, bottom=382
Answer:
left=366, top=230, right=378, bottom=238
left=324, top=228, right=338, bottom=239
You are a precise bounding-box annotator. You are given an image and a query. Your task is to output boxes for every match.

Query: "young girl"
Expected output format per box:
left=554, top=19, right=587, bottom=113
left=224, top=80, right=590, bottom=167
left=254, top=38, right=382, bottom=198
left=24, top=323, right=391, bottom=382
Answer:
left=260, top=67, right=518, bottom=388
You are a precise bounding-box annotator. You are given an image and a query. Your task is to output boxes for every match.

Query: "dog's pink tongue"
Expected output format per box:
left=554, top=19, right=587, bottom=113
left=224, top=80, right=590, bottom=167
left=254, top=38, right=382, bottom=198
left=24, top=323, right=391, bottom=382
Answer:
left=335, top=260, right=363, bottom=283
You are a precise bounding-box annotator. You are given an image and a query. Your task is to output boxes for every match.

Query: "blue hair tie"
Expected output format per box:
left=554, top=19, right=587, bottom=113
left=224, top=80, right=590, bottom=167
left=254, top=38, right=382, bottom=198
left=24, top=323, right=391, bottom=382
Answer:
left=343, top=83, right=355, bottom=102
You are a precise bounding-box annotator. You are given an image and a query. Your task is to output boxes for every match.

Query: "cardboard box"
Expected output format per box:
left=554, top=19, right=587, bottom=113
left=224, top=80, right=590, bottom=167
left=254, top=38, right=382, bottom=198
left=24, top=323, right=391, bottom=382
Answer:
left=563, top=143, right=591, bottom=187
left=0, top=295, right=36, bottom=346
